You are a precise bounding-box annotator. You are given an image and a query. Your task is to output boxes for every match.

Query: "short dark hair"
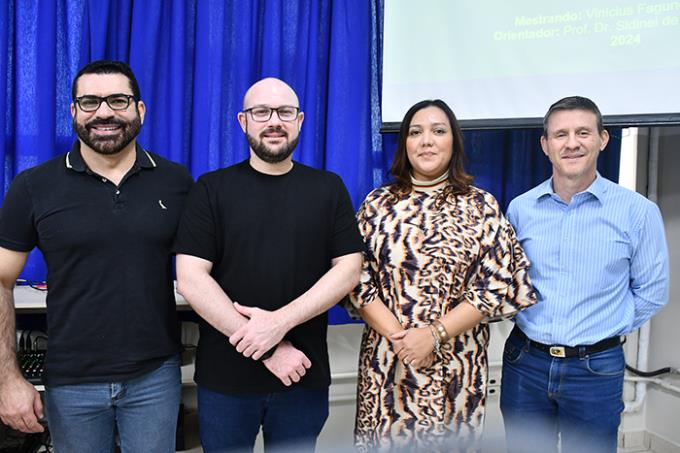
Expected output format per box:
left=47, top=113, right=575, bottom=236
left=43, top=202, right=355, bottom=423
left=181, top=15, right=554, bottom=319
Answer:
left=389, top=99, right=472, bottom=202
left=543, top=96, right=604, bottom=137
left=71, top=60, right=141, bottom=100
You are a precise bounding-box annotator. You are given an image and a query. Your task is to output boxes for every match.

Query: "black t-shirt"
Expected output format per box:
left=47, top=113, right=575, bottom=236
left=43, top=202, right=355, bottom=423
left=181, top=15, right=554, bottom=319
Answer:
left=0, top=143, right=194, bottom=386
left=173, top=160, right=363, bottom=394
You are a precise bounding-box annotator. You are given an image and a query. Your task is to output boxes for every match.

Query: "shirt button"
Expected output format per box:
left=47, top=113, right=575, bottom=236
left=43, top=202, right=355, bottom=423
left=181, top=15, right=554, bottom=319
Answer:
left=115, top=190, right=120, bottom=195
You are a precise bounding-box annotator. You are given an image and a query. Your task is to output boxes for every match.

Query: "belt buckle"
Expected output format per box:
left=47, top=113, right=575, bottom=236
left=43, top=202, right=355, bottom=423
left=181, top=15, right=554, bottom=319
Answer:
left=549, top=346, right=566, bottom=358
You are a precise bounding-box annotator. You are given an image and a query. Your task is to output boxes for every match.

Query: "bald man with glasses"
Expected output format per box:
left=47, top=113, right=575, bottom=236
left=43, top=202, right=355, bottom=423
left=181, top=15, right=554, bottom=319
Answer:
left=174, top=77, right=363, bottom=452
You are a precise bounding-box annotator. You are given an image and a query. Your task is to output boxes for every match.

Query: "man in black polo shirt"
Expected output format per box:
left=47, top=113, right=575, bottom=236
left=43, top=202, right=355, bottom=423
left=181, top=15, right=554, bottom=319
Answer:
left=0, top=60, right=192, bottom=452
left=174, top=77, right=363, bottom=452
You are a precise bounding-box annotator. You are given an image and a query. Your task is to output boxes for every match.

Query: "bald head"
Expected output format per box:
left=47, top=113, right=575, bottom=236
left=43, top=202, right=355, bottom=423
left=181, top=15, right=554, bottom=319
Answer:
left=237, top=77, right=304, bottom=171
left=242, top=77, right=299, bottom=110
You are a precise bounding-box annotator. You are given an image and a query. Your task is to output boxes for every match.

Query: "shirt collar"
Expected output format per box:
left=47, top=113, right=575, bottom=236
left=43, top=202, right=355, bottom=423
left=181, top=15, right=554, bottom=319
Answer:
left=65, top=142, right=157, bottom=172
left=535, top=178, right=554, bottom=199
left=535, top=172, right=606, bottom=203
left=584, top=172, right=607, bottom=201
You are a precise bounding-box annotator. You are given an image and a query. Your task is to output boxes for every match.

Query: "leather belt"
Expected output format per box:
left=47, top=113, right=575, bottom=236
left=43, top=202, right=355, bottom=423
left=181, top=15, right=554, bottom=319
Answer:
left=513, top=327, right=621, bottom=358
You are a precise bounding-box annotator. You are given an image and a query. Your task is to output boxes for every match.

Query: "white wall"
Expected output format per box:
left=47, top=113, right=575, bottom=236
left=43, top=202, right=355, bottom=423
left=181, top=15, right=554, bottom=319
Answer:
left=317, top=324, right=362, bottom=451
left=644, top=126, right=680, bottom=449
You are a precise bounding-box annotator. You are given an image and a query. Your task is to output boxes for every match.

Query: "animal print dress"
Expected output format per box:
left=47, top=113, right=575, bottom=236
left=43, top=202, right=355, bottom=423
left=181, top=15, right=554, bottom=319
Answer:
left=349, top=185, right=536, bottom=452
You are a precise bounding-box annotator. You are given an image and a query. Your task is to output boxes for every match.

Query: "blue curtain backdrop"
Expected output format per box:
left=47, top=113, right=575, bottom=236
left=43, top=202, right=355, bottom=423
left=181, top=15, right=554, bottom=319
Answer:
left=1, top=0, right=619, bottom=323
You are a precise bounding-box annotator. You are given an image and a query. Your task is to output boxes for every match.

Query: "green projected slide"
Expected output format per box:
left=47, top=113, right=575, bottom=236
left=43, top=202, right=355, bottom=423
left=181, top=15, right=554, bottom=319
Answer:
left=383, top=0, right=680, bottom=124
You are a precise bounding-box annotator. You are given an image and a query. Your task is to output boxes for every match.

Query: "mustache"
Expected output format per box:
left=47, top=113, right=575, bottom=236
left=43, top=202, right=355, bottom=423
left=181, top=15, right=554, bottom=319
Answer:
left=85, top=118, right=128, bottom=130
left=260, top=126, right=287, bottom=137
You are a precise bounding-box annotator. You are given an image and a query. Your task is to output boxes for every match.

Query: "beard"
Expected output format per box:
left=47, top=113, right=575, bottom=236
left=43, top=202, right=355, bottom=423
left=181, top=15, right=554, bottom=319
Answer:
left=73, top=114, right=142, bottom=156
left=246, top=126, right=299, bottom=164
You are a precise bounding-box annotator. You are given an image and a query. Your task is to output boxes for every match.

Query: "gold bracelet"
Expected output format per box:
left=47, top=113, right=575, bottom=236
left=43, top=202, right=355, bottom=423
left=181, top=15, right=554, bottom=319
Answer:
left=432, top=319, right=450, bottom=343
left=428, top=324, right=441, bottom=354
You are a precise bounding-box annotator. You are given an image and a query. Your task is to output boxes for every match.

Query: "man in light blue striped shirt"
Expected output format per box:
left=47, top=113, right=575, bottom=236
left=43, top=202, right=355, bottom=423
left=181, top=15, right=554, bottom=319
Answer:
left=500, top=96, right=669, bottom=453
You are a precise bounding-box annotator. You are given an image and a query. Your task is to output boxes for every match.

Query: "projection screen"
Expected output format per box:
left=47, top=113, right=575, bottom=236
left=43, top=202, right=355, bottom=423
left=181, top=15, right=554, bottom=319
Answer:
left=382, top=0, right=680, bottom=129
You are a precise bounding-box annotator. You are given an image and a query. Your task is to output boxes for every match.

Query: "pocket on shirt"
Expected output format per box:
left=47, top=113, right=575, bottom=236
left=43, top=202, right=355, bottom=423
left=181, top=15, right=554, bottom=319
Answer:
left=585, top=347, right=625, bottom=377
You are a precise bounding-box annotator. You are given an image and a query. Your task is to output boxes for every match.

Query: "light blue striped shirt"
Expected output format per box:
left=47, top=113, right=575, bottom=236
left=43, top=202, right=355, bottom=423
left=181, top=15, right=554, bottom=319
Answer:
left=507, top=174, right=669, bottom=346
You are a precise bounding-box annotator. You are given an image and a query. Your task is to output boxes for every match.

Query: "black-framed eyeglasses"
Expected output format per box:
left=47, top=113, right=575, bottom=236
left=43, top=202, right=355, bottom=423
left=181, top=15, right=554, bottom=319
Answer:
left=244, top=105, right=300, bottom=122
left=74, top=94, right=138, bottom=112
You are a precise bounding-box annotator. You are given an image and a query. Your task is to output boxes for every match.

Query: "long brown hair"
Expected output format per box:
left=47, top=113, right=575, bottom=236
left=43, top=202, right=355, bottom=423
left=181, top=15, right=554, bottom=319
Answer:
left=388, top=99, right=472, bottom=202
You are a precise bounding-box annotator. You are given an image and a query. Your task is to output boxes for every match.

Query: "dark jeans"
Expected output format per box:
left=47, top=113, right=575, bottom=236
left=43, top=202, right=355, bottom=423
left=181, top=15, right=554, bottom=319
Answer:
left=500, top=327, right=624, bottom=453
left=45, top=354, right=181, bottom=453
left=197, top=384, right=329, bottom=453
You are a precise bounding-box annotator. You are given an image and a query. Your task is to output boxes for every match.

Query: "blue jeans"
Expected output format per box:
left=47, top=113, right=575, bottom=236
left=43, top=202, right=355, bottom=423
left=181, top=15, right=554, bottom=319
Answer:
left=44, top=355, right=181, bottom=453
left=500, top=328, right=624, bottom=453
left=197, top=385, right=329, bottom=453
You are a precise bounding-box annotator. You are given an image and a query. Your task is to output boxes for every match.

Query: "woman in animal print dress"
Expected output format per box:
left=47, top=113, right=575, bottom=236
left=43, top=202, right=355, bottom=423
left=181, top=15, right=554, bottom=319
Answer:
left=348, top=99, right=537, bottom=452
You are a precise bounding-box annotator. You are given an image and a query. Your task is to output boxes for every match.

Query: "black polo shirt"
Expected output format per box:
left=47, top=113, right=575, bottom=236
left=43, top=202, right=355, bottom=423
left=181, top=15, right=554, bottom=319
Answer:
left=0, top=142, right=193, bottom=386
left=173, top=160, right=364, bottom=394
